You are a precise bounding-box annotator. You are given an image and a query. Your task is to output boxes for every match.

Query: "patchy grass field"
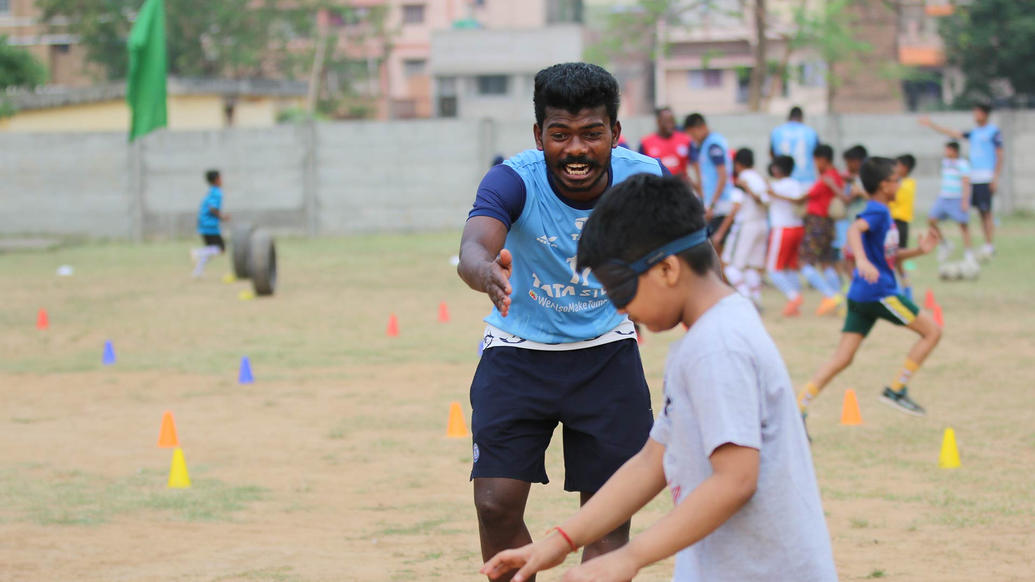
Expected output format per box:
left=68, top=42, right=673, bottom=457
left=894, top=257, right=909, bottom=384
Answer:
left=1, top=218, right=1032, bottom=581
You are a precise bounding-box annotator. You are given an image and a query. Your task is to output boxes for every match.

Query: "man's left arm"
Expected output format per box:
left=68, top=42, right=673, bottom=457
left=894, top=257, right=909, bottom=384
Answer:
left=992, top=131, right=1004, bottom=193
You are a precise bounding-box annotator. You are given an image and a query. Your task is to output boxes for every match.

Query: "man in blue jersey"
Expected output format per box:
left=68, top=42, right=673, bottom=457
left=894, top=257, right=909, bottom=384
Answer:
left=457, top=62, right=667, bottom=580
left=919, top=103, right=1004, bottom=259
left=191, top=169, right=230, bottom=278
left=684, top=112, right=732, bottom=244
left=770, top=106, right=819, bottom=187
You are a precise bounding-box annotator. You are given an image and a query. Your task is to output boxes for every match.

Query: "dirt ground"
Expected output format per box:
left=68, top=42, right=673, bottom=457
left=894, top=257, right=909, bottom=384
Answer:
left=1, top=221, right=1033, bottom=581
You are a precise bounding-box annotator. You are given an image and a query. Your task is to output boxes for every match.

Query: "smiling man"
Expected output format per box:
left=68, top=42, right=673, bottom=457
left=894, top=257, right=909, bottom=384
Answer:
left=457, top=62, right=667, bottom=581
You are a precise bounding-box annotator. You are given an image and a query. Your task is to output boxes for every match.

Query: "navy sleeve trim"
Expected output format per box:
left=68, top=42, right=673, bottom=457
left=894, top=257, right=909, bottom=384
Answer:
left=468, top=164, right=526, bottom=229
left=658, top=159, right=672, bottom=176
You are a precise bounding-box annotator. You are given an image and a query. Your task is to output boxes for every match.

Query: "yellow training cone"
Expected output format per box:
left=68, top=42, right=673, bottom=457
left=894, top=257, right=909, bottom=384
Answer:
left=238, top=289, right=255, bottom=301
left=168, top=447, right=192, bottom=488
left=222, top=273, right=236, bottom=284
left=939, top=428, right=960, bottom=469
left=446, top=402, right=469, bottom=438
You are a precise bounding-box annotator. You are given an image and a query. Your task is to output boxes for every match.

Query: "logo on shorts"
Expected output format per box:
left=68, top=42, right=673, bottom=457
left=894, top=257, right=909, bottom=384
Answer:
left=472, top=443, right=480, bottom=463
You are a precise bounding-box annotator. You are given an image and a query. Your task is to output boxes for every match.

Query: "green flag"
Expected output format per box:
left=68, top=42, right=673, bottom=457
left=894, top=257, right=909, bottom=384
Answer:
left=127, top=0, right=167, bottom=141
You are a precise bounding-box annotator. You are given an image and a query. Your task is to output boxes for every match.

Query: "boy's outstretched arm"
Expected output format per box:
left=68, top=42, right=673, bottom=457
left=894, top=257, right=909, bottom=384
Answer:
left=458, top=216, right=513, bottom=317
left=897, top=228, right=939, bottom=261
left=480, top=439, right=668, bottom=582
left=563, top=443, right=760, bottom=582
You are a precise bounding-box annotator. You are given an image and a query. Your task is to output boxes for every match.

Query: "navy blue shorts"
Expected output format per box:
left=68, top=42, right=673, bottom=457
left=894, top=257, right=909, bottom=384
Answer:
left=970, top=183, right=993, bottom=213
left=469, top=339, right=653, bottom=492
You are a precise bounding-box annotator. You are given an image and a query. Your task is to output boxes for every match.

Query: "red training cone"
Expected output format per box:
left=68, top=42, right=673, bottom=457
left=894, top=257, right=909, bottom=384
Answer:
left=924, top=289, right=936, bottom=310
left=37, top=308, right=48, bottom=330
left=386, top=314, right=399, bottom=337
left=438, top=302, right=450, bottom=323
left=933, top=304, right=944, bottom=327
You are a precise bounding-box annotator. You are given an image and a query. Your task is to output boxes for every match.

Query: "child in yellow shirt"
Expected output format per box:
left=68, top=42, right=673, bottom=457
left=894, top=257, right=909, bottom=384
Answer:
left=889, top=154, right=916, bottom=300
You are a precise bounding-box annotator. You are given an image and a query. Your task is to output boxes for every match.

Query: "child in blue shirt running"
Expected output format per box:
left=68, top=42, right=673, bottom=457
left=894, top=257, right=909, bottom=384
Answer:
left=798, top=157, right=941, bottom=420
left=191, top=169, right=230, bottom=278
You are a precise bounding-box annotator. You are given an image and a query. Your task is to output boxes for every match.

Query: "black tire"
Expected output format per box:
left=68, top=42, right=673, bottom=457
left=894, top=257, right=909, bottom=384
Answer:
left=231, top=222, right=256, bottom=279
left=249, top=229, right=277, bottom=296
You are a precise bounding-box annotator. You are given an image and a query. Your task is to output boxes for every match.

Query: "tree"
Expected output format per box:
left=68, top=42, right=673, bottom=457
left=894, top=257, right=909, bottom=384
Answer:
left=36, top=0, right=319, bottom=80
left=939, top=0, right=1035, bottom=106
left=0, top=36, right=49, bottom=117
left=790, top=0, right=871, bottom=112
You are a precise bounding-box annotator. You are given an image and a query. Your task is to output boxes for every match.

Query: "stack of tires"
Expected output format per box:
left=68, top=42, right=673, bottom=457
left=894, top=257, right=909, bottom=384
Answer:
left=231, top=223, right=277, bottom=296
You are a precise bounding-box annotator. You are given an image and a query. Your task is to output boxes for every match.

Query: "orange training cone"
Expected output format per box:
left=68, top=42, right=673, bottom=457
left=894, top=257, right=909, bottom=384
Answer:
left=924, top=289, right=936, bottom=310
left=36, top=308, right=48, bottom=330
left=386, top=314, right=399, bottom=337
left=446, top=402, right=469, bottom=438
left=157, top=410, right=179, bottom=448
left=168, top=447, right=191, bottom=488
left=438, top=302, right=450, bottom=323
left=840, top=389, right=863, bottom=426
left=933, top=304, right=944, bottom=327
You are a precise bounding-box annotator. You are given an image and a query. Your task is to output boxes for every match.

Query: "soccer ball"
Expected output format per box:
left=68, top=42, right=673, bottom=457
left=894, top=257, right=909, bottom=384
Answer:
left=959, top=259, right=981, bottom=280
left=939, top=262, right=962, bottom=281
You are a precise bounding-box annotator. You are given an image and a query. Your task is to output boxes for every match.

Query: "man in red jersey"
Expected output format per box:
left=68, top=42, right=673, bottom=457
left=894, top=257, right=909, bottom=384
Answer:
left=639, top=107, right=692, bottom=184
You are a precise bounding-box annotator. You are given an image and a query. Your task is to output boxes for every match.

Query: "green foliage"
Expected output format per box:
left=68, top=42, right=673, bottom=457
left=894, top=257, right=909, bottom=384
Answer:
left=939, top=0, right=1035, bottom=105
left=585, top=0, right=734, bottom=66
left=0, top=36, right=49, bottom=90
left=35, top=0, right=320, bottom=80
left=790, top=0, right=871, bottom=91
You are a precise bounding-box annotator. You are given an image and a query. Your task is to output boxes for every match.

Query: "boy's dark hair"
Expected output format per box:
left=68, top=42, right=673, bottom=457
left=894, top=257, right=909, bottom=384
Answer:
left=789, top=106, right=803, bottom=121
left=205, top=169, right=220, bottom=185
left=683, top=112, right=706, bottom=129
left=577, top=174, right=714, bottom=276
left=843, top=144, right=868, bottom=161
left=896, top=154, right=916, bottom=173
left=946, top=141, right=960, bottom=153
left=859, top=156, right=896, bottom=195
left=534, top=63, right=620, bottom=128
left=770, top=155, right=795, bottom=177
left=975, top=102, right=992, bottom=115
left=733, top=147, right=754, bottom=168
left=813, top=143, right=834, bottom=161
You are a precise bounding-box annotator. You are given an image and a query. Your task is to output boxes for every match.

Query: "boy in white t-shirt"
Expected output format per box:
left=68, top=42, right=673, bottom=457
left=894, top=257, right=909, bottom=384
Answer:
left=481, top=174, right=838, bottom=582
left=712, top=148, right=770, bottom=305
left=765, top=155, right=808, bottom=316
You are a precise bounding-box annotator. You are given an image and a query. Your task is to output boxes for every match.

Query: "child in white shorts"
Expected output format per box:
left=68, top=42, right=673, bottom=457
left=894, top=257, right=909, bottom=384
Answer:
left=712, top=148, right=769, bottom=305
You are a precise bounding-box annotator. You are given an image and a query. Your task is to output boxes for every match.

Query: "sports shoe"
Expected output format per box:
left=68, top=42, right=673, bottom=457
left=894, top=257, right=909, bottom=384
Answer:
left=801, top=412, right=812, bottom=444
left=782, top=295, right=804, bottom=317
left=936, top=240, right=955, bottom=263
left=879, top=387, right=926, bottom=417
left=816, top=294, right=843, bottom=316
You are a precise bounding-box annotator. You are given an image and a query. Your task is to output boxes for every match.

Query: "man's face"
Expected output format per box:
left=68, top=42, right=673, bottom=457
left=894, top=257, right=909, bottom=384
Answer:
left=973, top=107, right=988, bottom=125
left=534, top=105, right=619, bottom=201
left=686, top=124, right=706, bottom=143
left=845, top=158, right=863, bottom=174
left=657, top=110, right=676, bottom=137
left=814, top=156, right=829, bottom=172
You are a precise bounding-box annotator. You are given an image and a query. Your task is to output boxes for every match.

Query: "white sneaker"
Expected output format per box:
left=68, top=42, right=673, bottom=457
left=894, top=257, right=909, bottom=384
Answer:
left=936, top=241, right=955, bottom=263
left=979, top=244, right=995, bottom=261
left=190, top=248, right=200, bottom=264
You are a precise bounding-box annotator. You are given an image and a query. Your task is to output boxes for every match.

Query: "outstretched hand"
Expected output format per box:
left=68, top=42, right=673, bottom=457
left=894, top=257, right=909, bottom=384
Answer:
left=483, top=249, right=514, bottom=317
left=917, top=228, right=940, bottom=255
left=480, top=535, right=570, bottom=582
left=917, top=115, right=932, bottom=127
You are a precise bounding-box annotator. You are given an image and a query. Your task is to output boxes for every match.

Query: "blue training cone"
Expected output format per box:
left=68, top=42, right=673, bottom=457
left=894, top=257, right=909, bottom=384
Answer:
left=238, top=356, right=254, bottom=384
left=102, top=340, right=116, bottom=366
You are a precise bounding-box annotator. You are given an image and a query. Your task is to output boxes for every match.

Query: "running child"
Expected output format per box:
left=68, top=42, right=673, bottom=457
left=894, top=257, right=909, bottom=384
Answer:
left=765, top=155, right=807, bottom=316
left=889, top=154, right=917, bottom=299
left=928, top=142, right=974, bottom=264
left=798, top=157, right=942, bottom=419
left=799, top=144, right=844, bottom=315
left=712, top=147, right=769, bottom=306
left=191, top=169, right=230, bottom=278
left=480, top=174, right=837, bottom=582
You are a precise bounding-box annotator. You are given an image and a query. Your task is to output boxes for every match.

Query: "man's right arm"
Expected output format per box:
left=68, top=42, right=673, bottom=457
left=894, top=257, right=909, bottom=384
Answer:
left=918, top=116, right=964, bottom=140
left=458, top=217, right=513, bottom=316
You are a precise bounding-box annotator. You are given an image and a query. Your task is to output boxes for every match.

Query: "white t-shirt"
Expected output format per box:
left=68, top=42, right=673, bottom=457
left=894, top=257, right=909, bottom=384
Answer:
left=650, top=294, right=838, bottom=582
left=730, top=169, right=769, bottom=224
left=769, top=177, right=805, bottom=228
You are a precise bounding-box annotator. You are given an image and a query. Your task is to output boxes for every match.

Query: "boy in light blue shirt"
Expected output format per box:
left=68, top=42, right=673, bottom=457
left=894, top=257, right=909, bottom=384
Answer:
left=191, top=169, right=229, bottom=278
left=927, top=141, right=974, bottom=263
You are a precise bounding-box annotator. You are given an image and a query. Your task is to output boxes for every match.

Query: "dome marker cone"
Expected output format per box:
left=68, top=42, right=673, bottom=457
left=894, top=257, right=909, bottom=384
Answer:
left=168, top=447, right=191, bottom=488
left=933, top=304, right=944, bottom=327
left=36, top=308, right=48, bottom=330
left=386, top=314, right=399, bottom=337
left=157, top=411, right=179, bottom=448
left=446, top=402, right=469, bottom=438
left=102, top=340, right=116, bottom=366
left=238, top=356, right=254, bottom=384
left=939, top=428, right=960, bottom=469
left=840, top=389, right=863, bottom=426
left=438, top=302, right=450, bottom=323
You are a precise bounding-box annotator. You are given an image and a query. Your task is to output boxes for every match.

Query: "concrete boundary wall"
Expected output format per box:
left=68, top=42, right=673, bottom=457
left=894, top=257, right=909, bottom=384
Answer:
left=2, top=111, right=1031, bottom=239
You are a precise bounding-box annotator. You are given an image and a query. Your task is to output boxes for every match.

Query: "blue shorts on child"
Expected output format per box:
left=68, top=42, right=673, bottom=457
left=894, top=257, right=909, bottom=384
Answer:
left=929, top=196, right=969, bottom=224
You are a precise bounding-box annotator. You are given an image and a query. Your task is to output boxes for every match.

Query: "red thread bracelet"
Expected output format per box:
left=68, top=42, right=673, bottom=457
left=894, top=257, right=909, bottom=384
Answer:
left=548, top=526, right=577, bottom=553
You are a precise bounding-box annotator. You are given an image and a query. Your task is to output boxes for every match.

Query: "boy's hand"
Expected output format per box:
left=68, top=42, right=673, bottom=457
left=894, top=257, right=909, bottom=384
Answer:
left=559, top=548, right=639, bottom=582
left=917, top=115, right=932, bottom=127
left=857, top=260, right=880, bottom=283
left=482, top=249, right=513, bottom=317
left=917, top=229, right=940, bottom=255
left=480, top=534, right=570, bottom=581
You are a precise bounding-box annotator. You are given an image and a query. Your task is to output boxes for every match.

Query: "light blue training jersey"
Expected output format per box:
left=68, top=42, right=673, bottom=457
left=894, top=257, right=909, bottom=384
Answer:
left=197, top=186, right=223, bottom=235
left=939, top=157, right=971, bottom=199
left=770, top=121, right=819, bottom=184
left=698, top=132, right=732, bottom=208
left=484, top=148, right=665, bottom=344
left=963, top=124, right=1002, bottom=184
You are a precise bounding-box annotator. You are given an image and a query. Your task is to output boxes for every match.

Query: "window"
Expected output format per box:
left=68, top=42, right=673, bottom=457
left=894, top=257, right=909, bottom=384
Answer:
left=403, top=59, right=426, bottom=77
left=0, top=0, right=10, bottom=14
left=402, top=4, right=425, bottom=24
left=688, top=69, right=722, bottom=89
left=477, top=75, right=508, bottom=96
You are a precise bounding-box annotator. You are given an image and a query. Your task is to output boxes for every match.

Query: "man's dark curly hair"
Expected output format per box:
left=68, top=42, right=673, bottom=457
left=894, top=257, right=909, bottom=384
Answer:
left=533, top=63, right=620, bottom=127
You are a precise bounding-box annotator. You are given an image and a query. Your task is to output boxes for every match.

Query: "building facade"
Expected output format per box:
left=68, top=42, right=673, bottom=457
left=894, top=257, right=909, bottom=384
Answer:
left=0, top=0, right=96, bottom=86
